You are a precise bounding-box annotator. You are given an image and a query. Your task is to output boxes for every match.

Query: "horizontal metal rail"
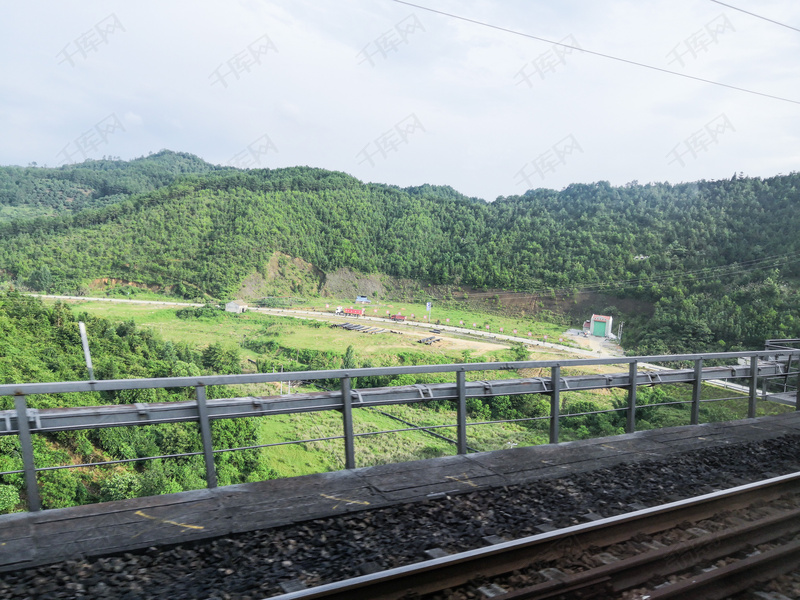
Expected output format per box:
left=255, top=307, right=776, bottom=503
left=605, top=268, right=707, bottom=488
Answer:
left=1, top=350, right=798, bottom=512
left=0, top=350, right=796, bottom=397
left=766, top=339, right=800, bottom=351
left=0, top=364, right=786, bottom=435
left=269, top=472, right=800, bottom=600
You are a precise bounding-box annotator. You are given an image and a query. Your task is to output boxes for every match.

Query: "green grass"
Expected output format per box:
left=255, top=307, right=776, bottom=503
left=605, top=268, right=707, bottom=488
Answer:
left=243, top=403, right=537, bottom=476
left=57, top=299, right=579, bottom=368
left=40, top=297, right=796, bottom=484
left=56, top=288, right=577, bottom=348
left=279, top=297, right=577, bottom=346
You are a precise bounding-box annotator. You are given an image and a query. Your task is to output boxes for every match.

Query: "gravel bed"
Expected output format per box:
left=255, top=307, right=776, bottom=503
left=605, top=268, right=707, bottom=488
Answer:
left=2, top=435, right=800, bottom=600
left=736, top=567, right=800, bottom=600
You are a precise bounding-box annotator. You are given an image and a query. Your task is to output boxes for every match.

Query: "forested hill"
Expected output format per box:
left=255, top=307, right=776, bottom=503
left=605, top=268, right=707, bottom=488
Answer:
left=0, top=150, right=227, bottom=222
left=0, top=162, right=799, bottom=353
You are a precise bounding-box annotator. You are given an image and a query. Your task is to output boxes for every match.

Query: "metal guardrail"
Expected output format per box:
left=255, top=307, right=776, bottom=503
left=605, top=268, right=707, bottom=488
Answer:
left=766, top=339, right=800, bottom=351
left=1, top=350, right=799, bottom=512
left=763, top=340, right=800, bottom=395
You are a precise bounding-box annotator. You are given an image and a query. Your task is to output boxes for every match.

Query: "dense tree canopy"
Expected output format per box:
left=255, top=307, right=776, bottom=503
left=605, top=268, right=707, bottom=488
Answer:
left=0, top=150, right=226, bottom=221
left=0, top=160, right=798, bottom=353
left=0, top=292, right=267, bottom=511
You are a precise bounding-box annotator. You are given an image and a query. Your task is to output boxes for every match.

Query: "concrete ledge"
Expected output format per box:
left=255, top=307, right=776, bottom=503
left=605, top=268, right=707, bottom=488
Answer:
left=3, top=412, right=800, bottom=573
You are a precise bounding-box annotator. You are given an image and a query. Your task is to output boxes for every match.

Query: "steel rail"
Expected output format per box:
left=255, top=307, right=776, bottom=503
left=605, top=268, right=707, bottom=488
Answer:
left=268, top=472, right=800, bottom=600
left=0, top=364, right=786, bottom=435
left=0, top=350, right=796, bottom=397
left=496, top=505, right=800, bottom=598
left=644, top=539, right=800, bottom=599
left=2, top=349, right=796, bottom=514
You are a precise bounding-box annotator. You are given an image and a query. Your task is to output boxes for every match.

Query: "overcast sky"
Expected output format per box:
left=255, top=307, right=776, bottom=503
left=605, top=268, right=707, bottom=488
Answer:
left=2, top=0, right=799, bottom=201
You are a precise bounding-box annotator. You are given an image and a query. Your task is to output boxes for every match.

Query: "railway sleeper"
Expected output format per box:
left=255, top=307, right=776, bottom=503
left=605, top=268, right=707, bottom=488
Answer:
left=459, top=506, right=800, bottom=600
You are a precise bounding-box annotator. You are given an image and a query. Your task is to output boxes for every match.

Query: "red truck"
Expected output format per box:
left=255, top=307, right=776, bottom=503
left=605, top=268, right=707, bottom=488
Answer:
left=341, top=307, right=365, bottom=317
left=390, top=314, right=406, bottom=321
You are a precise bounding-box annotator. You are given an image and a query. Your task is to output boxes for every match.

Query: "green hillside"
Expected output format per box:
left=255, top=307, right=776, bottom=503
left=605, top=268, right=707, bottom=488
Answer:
left=1, top=161, right=799, bottom=353
left=0, top=150, right=226, bottom=222
left=0, top=292, right=550, bottom=512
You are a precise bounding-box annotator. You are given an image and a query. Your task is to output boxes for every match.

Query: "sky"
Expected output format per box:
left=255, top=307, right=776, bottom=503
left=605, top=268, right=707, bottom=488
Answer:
left=1, top=0, right=799, bottom=202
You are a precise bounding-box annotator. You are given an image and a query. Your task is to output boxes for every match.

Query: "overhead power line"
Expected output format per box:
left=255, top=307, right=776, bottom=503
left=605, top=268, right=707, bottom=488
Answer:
left=574, top=250, right=800, bottom=290
left=708, top=0, right=800, bottom=34
left=526, top=251, right=800, bottom=299
left=390, top=0, right=800, bottom=106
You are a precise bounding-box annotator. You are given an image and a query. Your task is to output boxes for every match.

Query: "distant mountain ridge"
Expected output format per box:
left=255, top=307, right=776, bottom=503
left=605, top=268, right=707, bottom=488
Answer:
left=0, top=153, right=798, bottom=353
left=0, top=150, right=227, bottom=222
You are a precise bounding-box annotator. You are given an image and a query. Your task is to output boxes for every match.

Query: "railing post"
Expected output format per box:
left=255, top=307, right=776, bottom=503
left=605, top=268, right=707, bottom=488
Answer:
left=78, top=322, right=95, bottom=381
left=627, top=361, right=637, bottom=434
left=456, top=370, right=467, bottom=455
left=14, top=395, right=41, bottom=512
left=549, top=366, right=560, bottom=444
left=691, top=358, right=703, bottom=425
left=195, top=385, right=217, bottom=489
left=796, top=362, right=800, bottom=411
left=749, top=355, right=759, bottom=419
left=341, top=376, right=355, bottom=469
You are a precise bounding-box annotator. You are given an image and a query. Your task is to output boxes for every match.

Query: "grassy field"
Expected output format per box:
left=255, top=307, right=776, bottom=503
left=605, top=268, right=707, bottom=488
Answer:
left=60, top=293, right=578, bottom=345
left=44, top=296, right=794, bottom=483
left=216, top=382, right=794, bottom=479
left=299, top=298, right=572, bottom=341
left=46, top=297, right=577, bottom=478
left=60, top=298, right=584, bottom=366
left=76, top=282, right=573, bottom=343
left=215, top=403, right=537, bottom=477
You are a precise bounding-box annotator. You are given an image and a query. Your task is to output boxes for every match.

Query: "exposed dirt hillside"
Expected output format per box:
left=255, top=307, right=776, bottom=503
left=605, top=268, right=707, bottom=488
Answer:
left=236, top=253, right=324, bottom=300
left=234, top=255, right=654, bottom=330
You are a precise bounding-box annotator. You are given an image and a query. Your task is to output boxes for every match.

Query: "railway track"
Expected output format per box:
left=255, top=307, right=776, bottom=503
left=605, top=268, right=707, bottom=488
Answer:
left=272, top=472, right=800, bottom=600
left=5, top=436, right=800, bottom=599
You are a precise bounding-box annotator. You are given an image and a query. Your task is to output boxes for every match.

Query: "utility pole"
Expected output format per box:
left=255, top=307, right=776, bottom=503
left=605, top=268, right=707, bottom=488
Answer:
left=78, top=322, right=95, bottom=380
left=618, top=321, right=624, bottom=342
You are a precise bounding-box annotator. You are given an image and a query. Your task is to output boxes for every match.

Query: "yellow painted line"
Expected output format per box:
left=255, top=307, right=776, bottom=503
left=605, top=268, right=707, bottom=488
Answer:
left=446, top=473, right=478, bottom=487
left=320, top=493, right=371, bottom=509
left=163, top=519, right=204, bottom=530
left=134, top=510, right=204, bottom=531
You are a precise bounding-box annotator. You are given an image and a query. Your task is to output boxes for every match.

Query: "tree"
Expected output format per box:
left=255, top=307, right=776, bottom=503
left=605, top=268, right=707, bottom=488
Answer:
left=0, top=485, right=19, bottom=512
left=26, top=265, right=53, bottom=292
left=342, top=345, right=357, bottom=370
left=201, top=342, right=241, bottom=374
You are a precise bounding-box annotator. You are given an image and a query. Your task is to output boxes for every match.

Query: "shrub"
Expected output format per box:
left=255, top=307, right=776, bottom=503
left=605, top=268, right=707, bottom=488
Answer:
left=0, top=484, right=20, bottom=513
left=98, top=471, right=142, bottom=502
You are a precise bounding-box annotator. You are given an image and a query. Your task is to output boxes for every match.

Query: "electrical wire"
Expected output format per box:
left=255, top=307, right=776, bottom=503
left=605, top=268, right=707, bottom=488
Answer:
left=526, top=251, right=800, bottom=298
left=513, top=249, right=800, bottom=293
left=480, top=248, right=800, bottom=300
left=3, top=250, right=798, bottom=305
left=575, top=250, right=800, bottom=289
left=390, top=0, right=800, bottom=106
left=708, top=0, right=800, bottom=34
